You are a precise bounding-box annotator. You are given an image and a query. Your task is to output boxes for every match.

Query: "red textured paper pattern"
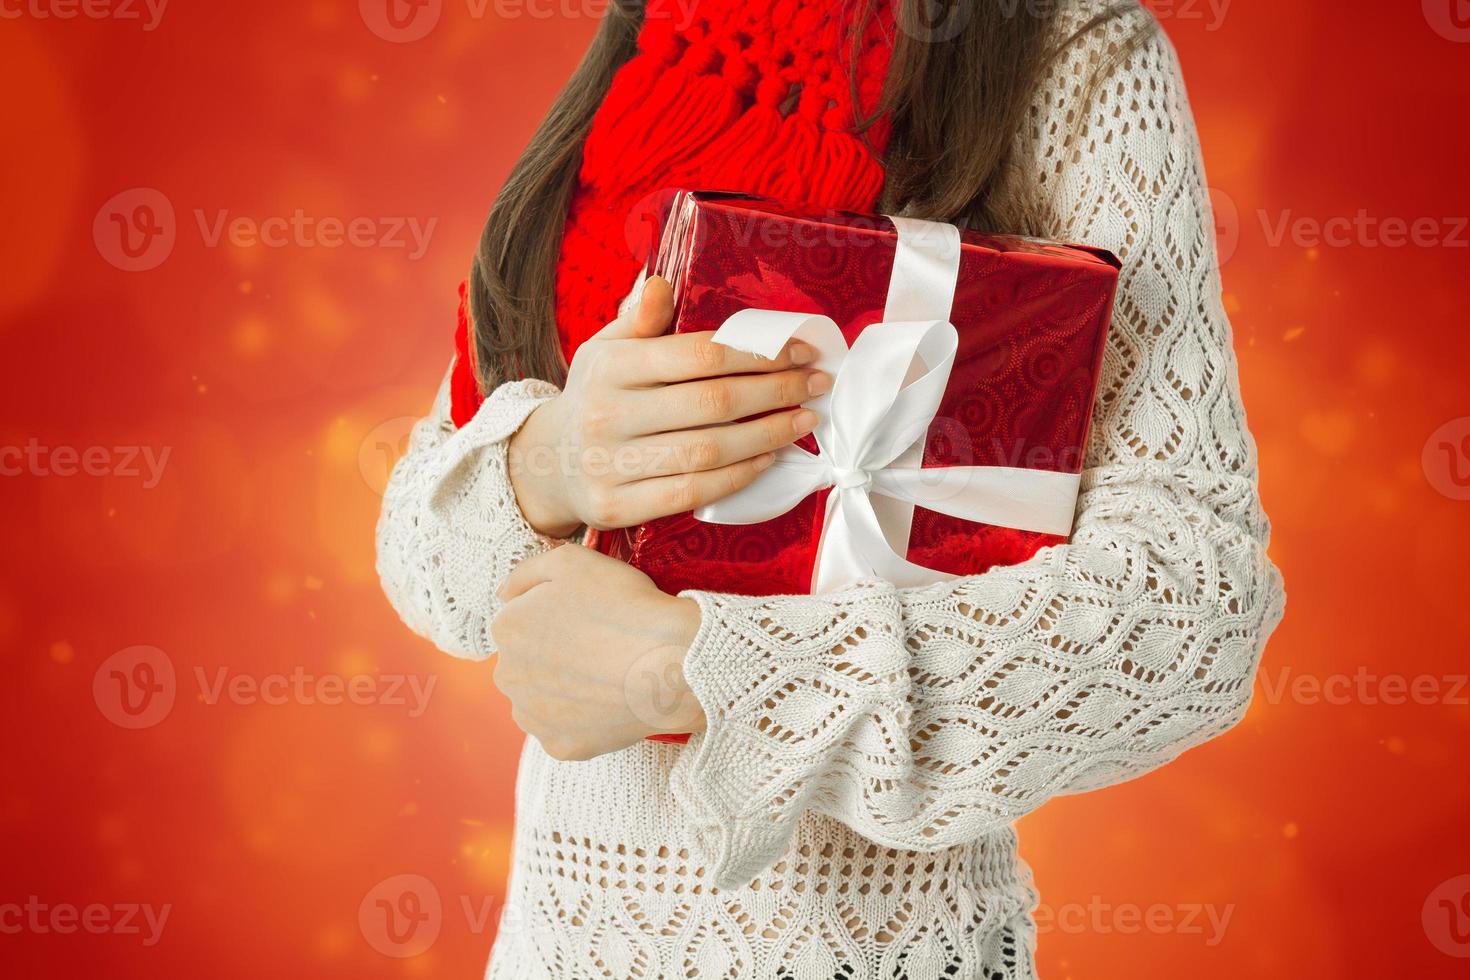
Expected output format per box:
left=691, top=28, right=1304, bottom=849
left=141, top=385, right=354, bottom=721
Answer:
left=593, top=193, right=1119, bottom=598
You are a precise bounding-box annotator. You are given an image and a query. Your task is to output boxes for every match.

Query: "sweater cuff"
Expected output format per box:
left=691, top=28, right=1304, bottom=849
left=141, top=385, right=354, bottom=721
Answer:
left=665, top=589, right=797, bottom=891
left=456, top=378, right=571, bottom=548
left=458, top=377, right=561, bottom=447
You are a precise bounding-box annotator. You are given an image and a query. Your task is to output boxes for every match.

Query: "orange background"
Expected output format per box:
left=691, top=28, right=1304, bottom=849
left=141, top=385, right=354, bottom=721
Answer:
left=4, top=1, right=1470, bottom=977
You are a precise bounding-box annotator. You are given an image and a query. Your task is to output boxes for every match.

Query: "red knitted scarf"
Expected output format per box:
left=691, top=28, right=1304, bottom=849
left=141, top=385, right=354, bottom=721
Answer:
left=451, top=0, right=895, bottom=426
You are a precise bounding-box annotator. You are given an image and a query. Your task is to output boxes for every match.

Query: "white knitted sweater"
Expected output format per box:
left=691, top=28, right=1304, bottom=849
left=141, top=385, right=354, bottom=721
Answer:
left=375, top=4, right=1286, bottom=977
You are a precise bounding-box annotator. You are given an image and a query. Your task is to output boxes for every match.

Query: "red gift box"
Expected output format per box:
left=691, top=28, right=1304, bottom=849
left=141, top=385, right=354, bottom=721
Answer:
left=585, top=191, right=1119, bottom=742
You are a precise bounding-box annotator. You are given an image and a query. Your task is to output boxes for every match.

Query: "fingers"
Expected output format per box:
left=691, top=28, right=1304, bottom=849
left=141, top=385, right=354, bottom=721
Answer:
left=609, top=330, right=818, bottom=387
left=594, top=275, right=674, bottom=342
left=613, top=455, right=779, bottom=524
left=622, top=409, right=818, bottom=478
left=647, top=367, right=831, bottom=430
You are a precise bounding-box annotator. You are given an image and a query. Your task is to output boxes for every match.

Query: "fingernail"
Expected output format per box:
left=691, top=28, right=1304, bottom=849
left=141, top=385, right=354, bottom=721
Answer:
left=806, top=371, right=832, bottom=397
left=754, top=452, right=775, bottom=471
left=788, top=343, right=815, bottom=365
left=792, top=409, right=818, bottom=435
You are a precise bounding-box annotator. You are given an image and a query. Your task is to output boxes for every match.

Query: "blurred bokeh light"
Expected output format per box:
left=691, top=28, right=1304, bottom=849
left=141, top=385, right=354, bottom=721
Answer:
left=2, top=2, right=1468, bottom=977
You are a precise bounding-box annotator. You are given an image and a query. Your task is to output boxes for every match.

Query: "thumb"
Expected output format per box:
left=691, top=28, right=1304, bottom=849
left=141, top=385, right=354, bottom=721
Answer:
left=496, top=540, right=571, bottom=602
left=595, top=273, right=673, bottom=341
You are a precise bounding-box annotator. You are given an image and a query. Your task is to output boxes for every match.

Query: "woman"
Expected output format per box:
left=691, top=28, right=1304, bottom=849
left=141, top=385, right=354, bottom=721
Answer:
left=377, top=0, right=1286, bottom=975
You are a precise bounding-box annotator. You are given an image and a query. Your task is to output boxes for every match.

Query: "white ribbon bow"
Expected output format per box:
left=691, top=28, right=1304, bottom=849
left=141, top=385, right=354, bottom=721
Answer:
left=693, top=215, right=1082, bottom=594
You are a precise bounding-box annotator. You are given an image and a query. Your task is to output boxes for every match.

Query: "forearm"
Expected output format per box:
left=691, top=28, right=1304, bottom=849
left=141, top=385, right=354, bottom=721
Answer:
left=668, top=462, right=1283, bottom=886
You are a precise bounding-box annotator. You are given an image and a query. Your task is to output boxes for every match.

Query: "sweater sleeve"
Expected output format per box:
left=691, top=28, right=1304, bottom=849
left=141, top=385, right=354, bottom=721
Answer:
left=665, top=12, right=1287, bottom=890
left=374, top=363, right=566, bottom=660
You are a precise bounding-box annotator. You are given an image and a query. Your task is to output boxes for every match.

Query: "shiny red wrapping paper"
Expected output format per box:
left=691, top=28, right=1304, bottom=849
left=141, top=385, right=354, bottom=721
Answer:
left=586, top=191, right=1119, bottom=741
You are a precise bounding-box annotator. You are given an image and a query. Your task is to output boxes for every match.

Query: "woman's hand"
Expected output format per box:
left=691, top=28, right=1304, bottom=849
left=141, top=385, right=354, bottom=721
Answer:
left=491, top=543, right=706, bottom=760
left=508, top=275, right=830, bottom=537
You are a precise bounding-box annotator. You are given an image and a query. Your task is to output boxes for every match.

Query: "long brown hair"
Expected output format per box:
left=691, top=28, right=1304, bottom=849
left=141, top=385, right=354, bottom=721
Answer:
left=469, top=0, right=1148, bottom=390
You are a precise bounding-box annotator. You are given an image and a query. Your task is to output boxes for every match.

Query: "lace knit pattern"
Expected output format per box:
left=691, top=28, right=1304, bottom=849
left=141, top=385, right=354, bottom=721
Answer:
left=376, top=373, right=565, bottom=658
left=375, top=3, right=1287, bottom=977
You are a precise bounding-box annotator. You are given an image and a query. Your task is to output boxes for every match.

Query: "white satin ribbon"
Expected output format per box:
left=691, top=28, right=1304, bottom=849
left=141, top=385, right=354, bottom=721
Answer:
left=692, top=215, right=1081, bottom=594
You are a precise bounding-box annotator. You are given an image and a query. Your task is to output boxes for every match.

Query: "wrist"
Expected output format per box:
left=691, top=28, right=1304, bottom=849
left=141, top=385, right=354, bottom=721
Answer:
left=662, top=594, right=703, bottom=651
left=665, top=595, right=707, bottom=733
left=507, top=398, right=581, bottom=538
left=634, top=595, right=706, bottom=736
